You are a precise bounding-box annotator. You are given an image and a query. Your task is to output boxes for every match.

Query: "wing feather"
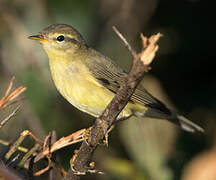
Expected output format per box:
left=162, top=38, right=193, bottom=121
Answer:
left=85, top=49, right=171, bottom=115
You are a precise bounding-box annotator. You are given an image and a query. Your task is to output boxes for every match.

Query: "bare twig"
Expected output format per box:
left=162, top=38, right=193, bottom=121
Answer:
left=0, top=105, right=20, bottom=129
left=32, top=129, right=85, bottom=176
left=34, top=128, right=85, bottom=163
left=0, top=77, right=26, bottom=110
left=112, top=26, right=137, bottom=57
left=0, top=76, right=26, bottom=129
left=0, top=139, right=28, bottom=153
left=4, top=76, right=15, bottom=97
left=65, top=28, right=161, bottom=179
left=5, top=130, right=42, bottom=161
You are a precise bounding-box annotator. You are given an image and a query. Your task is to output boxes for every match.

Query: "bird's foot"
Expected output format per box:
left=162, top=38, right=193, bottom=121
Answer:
left=70, top=159, right=104, bottom=175
left=82, top=126, right=92, bottom=146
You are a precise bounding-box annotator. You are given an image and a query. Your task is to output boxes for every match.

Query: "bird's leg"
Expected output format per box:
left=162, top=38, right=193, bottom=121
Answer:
left=103, top=125, right=114, bottom=146
left=103, top=115, right=133, bottom=146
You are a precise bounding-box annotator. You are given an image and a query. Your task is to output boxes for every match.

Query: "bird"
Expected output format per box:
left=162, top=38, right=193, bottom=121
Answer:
left=29, top=24, right=204, bottom=133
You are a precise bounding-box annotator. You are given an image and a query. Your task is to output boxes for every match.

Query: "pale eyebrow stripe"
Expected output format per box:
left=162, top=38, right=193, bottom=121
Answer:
left=66, top=37, right=79, bottom=44
left=51, top=35, right=79, bottom=44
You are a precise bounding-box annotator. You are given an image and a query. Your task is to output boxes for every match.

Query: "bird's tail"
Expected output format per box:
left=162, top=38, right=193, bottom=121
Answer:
left=171, top=115, right=204, bottom=133
left=139, top=108, right=204, bottom=133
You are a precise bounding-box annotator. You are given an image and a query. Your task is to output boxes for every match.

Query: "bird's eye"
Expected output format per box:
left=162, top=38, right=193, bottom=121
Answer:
left=57, top=35, right=65, bottom=42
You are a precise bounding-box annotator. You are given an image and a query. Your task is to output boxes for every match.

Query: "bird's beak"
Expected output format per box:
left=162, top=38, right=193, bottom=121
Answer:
left=28, top=34, right=51, bottom=43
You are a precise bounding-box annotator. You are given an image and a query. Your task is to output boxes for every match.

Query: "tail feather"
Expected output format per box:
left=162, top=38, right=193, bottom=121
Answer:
left=173, top=115, right=204, bottom=133
left=142, top=108, right=204, bottom=133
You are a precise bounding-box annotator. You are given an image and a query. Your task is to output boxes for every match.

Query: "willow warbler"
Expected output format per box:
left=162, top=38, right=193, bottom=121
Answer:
left=29, top=24, right=203, bottom=132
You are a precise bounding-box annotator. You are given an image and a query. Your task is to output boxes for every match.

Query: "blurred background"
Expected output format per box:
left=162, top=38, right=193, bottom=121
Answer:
left=0, top=0, right=214, bottom=180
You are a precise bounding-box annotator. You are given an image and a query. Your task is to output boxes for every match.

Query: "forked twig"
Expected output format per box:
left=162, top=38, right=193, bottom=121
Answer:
left=0, top=77, right=26, bottom=110
left=0, top=76, right=26, bottom=129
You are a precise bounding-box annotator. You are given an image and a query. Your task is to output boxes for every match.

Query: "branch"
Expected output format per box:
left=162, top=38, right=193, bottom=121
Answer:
left=0, top=76, right=26, bottom=129
left=65, top=27, right=161, bottom=179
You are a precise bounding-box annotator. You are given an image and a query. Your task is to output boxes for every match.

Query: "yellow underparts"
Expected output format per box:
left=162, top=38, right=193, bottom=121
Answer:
left=47, top=50, right=146, bottom=119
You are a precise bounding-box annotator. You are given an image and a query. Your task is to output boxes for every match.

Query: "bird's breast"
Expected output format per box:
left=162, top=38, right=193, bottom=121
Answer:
left=48, top=55, right=115, bottom=117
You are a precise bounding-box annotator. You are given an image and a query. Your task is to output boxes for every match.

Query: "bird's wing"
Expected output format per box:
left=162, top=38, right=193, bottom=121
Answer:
left=84, top=50, right=204, bottom=133
left=85, top=54, right=171, bottom=115
left=86, top=57, right=126, bottom=93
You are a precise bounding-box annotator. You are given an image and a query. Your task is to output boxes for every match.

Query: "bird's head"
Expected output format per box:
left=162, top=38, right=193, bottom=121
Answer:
left=29, top=24, right=87, bottom=56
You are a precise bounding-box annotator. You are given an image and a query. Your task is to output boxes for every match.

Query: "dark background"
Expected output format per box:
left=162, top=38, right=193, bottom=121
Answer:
left=0, top=0, right=214, bottom=180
